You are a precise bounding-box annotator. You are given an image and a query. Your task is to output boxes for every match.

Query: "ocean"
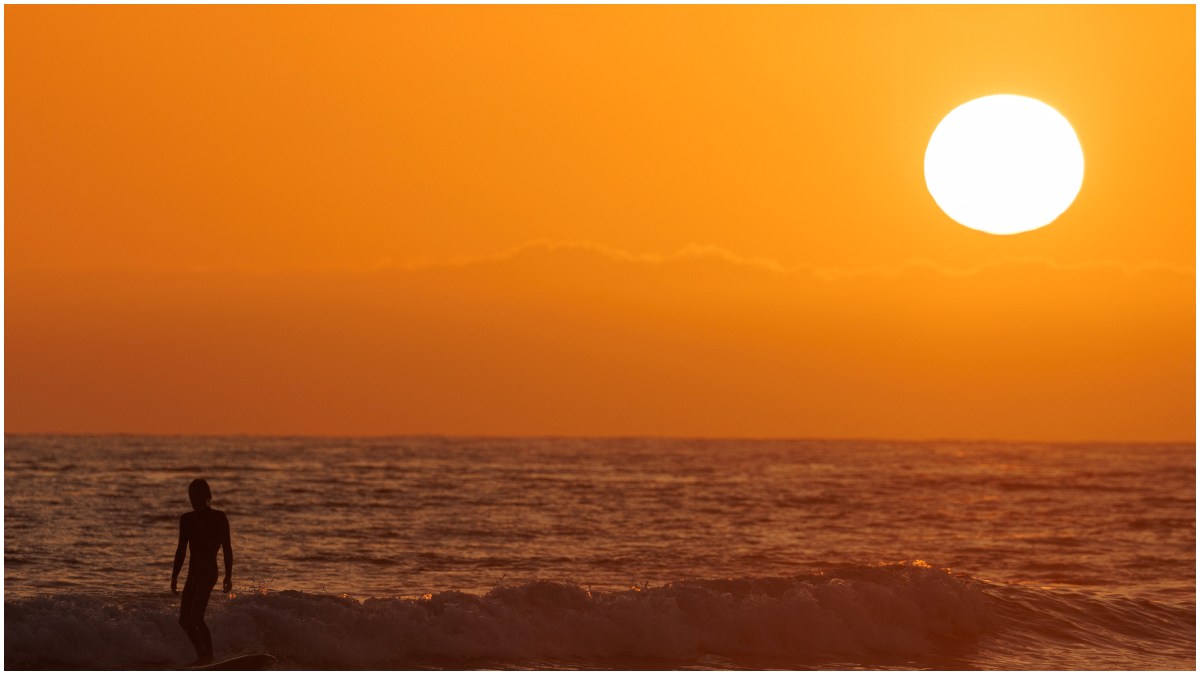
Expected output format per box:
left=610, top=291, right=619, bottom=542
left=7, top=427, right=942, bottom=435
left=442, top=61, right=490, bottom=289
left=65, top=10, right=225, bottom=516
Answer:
left=3, top=434, right=1194, bottom=669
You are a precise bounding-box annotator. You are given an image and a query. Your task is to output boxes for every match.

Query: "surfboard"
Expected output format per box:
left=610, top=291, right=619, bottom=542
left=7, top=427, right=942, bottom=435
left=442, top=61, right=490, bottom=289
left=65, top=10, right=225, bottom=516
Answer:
left=188, top=654, right=277, bottom=671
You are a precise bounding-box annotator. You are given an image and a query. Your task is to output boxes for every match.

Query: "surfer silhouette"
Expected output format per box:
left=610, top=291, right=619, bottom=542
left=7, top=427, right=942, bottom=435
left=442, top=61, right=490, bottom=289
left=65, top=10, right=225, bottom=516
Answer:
left=171, top=479, right=233, bottom=667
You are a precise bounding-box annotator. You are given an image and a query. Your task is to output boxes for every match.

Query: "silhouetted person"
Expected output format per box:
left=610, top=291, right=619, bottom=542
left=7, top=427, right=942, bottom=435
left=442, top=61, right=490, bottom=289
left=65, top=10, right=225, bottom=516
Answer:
left=172, top=478, right=233, bottom=666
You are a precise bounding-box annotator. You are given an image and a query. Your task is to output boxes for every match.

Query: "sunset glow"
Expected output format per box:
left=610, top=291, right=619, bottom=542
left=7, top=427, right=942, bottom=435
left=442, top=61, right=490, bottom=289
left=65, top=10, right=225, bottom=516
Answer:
left=5, top=5, right=1194, bottom=441
left=4, top=6, right=1196, bottom=671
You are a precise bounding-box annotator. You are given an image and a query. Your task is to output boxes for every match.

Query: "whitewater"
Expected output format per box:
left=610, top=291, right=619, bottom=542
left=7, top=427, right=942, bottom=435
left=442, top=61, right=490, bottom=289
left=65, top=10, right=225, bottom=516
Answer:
left=4, top=435, right=1194, bottom=669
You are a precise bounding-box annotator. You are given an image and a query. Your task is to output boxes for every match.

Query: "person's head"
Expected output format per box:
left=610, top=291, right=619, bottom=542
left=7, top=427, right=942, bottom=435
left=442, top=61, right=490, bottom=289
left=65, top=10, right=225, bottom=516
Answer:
left=188, top=478, right=212, bottom=510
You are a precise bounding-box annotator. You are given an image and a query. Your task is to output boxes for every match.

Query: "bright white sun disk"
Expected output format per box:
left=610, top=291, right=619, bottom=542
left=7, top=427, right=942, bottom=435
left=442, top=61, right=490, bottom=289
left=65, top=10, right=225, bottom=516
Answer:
left=924, top=95, right=1084, bottom=235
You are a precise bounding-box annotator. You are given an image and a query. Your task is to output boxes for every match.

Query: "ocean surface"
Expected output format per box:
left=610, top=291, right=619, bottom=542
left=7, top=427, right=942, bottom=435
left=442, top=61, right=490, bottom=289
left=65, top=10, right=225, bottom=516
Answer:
left=4, top=434, right=1195, bottom=669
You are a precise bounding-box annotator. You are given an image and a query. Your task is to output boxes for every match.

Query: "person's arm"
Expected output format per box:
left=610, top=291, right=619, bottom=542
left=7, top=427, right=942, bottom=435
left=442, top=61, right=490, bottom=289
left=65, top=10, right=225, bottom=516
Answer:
left=171, top=514, right=188, bottom=594
left=222, top=512, right=233, bottom=593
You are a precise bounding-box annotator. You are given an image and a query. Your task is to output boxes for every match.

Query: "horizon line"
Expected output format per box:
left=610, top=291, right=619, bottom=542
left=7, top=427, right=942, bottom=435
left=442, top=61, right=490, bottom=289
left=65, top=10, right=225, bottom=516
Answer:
left=4, top=430, right=1194, bottom=447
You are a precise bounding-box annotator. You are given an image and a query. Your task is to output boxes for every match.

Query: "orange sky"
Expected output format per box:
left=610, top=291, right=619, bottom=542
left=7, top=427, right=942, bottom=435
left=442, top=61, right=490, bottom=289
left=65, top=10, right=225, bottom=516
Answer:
left=6, top=5, right=1195, bottom=441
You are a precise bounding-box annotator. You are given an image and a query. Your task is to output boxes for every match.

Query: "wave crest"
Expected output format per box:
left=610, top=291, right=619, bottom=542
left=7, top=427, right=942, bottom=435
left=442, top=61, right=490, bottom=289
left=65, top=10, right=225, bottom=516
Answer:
left=6, top=562, right=1191, bottom=669
left=5, top=562, right=993, bottom=668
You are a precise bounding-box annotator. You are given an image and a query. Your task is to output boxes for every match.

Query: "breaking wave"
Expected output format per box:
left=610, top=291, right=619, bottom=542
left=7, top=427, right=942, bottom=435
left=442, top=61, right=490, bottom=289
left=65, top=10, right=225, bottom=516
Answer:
left=4, top=562, right=1193, bottom=669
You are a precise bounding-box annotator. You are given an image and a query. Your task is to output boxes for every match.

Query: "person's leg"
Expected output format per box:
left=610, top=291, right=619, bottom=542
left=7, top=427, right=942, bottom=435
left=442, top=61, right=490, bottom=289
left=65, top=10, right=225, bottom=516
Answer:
left=179, top=581, right=207, bottom=662
left=194, top=579, right=216, bottom=662
left=198, top=621, right=213, bottom=661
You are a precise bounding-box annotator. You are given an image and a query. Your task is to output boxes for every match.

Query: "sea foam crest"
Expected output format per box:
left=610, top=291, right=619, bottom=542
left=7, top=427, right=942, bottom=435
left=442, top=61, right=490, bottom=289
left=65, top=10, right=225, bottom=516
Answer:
left=6, top=562, right=996, bottom=668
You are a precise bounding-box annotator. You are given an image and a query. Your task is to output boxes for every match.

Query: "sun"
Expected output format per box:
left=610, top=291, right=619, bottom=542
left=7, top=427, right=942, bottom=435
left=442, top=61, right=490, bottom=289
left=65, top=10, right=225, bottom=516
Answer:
left=924, top=94, right=1084, bottom=235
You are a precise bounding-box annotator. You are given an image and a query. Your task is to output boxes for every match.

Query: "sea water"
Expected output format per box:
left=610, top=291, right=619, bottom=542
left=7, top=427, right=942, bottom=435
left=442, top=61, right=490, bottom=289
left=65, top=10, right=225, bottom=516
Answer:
left=4, top=435, right=1194, bottom=669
